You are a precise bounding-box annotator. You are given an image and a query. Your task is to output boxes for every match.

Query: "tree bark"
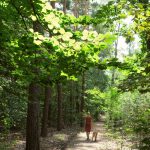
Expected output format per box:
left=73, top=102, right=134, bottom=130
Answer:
left=147, top=38, right=150, bottom=50
left=80, top=72, right=85, bottom=127
left=75, top=82, right=80, bottom=114
left=63, top=0, right=67, bottom=14
left=26, top=20, right=42, bottom=150
left=50, top=1, right=56, bottom=9
left=26, top=82, right=40, bottom=150
left=48, top=98, right=52, bottom=127
left=57, top=82, right=62, bottom=131
left=69, top=81, right=73, bottom=125
left=41, top=85, right=51, bottom=137
left=111, top=23, right=120, bottom=85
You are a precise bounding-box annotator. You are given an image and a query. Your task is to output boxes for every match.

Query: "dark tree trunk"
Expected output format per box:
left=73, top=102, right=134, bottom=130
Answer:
left=57, top=82, right=62, bottom=131
left=75, top=82, right=80, bottom=114
left=26, top=82, right=40, bottom=150
left=63, top=0, right=67, bottom=14
left=50, top=1, right=55, bottom=9
left=69, top=81, right=73, bottom=125
left=26, top=20, right=42, bottom=150
left=76, top=101, right=80, bottom=113
left=80, top=72, right=85, bottom=127
left=145, top=38, right=150, bottom=73
left=147, top=38, right=150, bottom=50
left=41, top=85, right=51, bottom=137
left=48, top=98, right=52, bottom=127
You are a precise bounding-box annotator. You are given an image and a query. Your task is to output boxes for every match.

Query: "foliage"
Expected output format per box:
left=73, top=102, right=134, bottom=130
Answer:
left=0, top=77, right=27, bottom=129
left=0, top=0, right=116, bottom=130
left=105, top=88, right=150, bottom=149
left=96, top=0, right=150, bottom=93
left=85, top=88, right=105, bottom=120
left=0, top=0, right=150, bottom=149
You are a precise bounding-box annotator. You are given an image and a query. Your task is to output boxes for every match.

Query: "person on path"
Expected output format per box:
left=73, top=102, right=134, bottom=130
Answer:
left=84, top=112, right=92, bottom=140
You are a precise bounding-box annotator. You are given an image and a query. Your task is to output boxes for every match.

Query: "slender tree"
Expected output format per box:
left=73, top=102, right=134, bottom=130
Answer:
left=41, top=84, right=51, bottom=137
left=80, top=72, right=85, bottom=127
left=57, top=81, right=63, bottom=131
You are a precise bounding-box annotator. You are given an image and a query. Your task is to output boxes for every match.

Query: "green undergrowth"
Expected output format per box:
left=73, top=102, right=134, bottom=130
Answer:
left=0, top=141, right=17, bottom=150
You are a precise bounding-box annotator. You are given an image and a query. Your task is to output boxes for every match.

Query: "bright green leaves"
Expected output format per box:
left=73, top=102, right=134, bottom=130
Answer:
left=77, top=15, right=93, bottom=25
left=85, top=87, right=105, bottom=120
left=118, top=51, right=150, bottom=93
left=60, top=71, right=78, bottom=81
left=73, top=42, right=82, bottom=50
left=81, top=30, right=89, bottom=40
left=118, top=13, right=127, bottom=19
left=119, top=1, right=150, bottom=34
left=62, top=32, right=73, bottom=41
left=31, top=15, right=37, bottom=21
left=103, top=32, right=116, bottom=44
left=45, top=13, right=60, bottom=29
left=1, top=0, right=117, bottom=84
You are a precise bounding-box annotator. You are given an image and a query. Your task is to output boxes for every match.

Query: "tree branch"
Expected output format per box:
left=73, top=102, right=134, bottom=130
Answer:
left=10, top=1, right=28, bottom=31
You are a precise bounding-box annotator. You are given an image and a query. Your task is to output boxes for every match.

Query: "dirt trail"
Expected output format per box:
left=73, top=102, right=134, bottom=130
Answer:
left=10, top=119, right=136, bottom=150
left=65, top=121, right=134, bottom=150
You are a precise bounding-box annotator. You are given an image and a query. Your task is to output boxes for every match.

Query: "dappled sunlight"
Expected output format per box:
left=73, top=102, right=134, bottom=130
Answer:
left=0, top=0, right=149, bottom=149
left=65, top=122, right=133, bottom=150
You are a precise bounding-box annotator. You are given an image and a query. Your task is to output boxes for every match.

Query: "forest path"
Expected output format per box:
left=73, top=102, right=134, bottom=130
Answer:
left=11, top=119, right=136, bottom=150
left=65, top=121, right=133, bottom=150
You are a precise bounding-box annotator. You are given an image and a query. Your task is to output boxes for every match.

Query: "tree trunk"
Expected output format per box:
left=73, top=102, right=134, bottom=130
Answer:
left=26, top=20, right=42, bottom=150
left=73, top=0, right=78, bottom=18
left=147, top=38, right=150, bottom=50
left=41, top=85, right=51, bottom=137
left=69, top=81, right=73, bottom=125
left=57, top=82, right=62, bottom=131
left=63, top=0, right=67, bottom=14
left=26, top=82, right=40, bottom=150
left=80, top=72, right=85, bottom=127
left=111, top=23, right=120, bottom=85
left=75, top=82, right=80, bottom=114
left=48, top=97, right=52, bottom=127
left=50, top=1, right=55, bottom=9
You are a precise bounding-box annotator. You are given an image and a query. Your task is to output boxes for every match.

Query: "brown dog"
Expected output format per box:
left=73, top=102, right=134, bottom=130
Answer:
left=92, top=131, right=98, bottom=142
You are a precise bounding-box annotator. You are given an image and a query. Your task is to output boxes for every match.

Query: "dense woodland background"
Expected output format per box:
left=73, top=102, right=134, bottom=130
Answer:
left=0, top=0, right=150, bottom=149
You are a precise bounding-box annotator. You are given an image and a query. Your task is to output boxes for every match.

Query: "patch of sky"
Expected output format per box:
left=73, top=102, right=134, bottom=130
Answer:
left=91, top=0, right=114, bottom=5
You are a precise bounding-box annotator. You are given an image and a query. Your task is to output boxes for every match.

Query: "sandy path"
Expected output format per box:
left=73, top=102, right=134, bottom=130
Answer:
left=65, top=122, right=133, bottom=150
left=12, top=120, right=136, bottom=150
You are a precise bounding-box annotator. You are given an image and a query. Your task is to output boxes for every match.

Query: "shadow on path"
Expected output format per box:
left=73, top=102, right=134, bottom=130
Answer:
left=65, top=121, right=133, bottom=150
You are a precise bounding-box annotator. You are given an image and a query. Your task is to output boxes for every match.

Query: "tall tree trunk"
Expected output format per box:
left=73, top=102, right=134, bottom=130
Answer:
left=83, top=0, right=89, bottom=15
left=26, top=20, right=42, bottom=150
left=41, top=85, right=51, bottom=137
left=111, top=23, right=120, bottom=85
left=145, top=38, right=150, bottom=73
left=69, top=81, right=73, bottom=125
left=57, top=82, right=62, bottom=131
left=73, top=0, right=79, bottom=18
left=75, top=82, right=80, bottom=114
left=80, top=72, right=85, bottom=127
left=48, top=95, right=52, bottom=127
left=147, top=38, right=150, bottom=50
left=26, top=82, right=40, bottom=150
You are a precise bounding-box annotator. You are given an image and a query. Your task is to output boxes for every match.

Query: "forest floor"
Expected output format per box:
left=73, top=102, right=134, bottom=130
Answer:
left=0, top=120, right=139, bottom=150
left=65, top=121, right=138, bottom=150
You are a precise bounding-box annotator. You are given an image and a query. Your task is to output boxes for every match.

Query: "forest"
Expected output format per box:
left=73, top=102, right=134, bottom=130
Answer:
left=0, top=0, right=150, bottom=150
